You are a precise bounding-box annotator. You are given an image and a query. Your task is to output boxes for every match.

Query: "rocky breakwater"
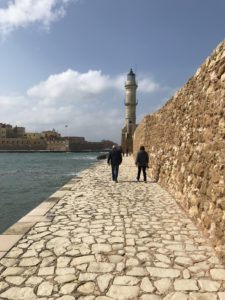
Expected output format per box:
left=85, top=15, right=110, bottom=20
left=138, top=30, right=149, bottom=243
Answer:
left=133, top=39, right=225, bottom=259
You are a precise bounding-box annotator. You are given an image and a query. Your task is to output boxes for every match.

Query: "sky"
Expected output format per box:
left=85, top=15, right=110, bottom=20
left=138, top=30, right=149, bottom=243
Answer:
left=0, top=0, right=225, bottom=143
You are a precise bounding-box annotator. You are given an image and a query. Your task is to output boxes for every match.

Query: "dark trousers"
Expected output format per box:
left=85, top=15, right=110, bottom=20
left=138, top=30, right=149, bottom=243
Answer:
left=111, top=164, right=119, bottom=181
left=137, top=166, right=147, bottom=182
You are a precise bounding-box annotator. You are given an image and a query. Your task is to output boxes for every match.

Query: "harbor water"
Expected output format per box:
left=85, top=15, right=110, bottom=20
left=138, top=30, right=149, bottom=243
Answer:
left=0, top=152, right=100, bottom=233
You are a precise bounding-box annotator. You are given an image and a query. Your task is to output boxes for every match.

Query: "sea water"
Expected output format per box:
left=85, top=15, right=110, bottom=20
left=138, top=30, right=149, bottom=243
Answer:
left=0, top=152, right=99, bottom=233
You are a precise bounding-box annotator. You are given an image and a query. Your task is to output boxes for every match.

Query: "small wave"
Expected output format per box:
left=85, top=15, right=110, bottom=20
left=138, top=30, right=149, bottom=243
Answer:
left=67, top=172, right=79, bottom=176
left=70, top=156, right=97, bottom=160
left=0, top=170, right=20, bottom=176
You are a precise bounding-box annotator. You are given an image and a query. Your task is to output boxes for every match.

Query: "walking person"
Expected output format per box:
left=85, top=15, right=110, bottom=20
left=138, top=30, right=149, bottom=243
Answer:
left=107, top=145, right=122, bottom=183
left=135, top=145, right=149, bottom=182
left=125, top=147, right=129, bottom=156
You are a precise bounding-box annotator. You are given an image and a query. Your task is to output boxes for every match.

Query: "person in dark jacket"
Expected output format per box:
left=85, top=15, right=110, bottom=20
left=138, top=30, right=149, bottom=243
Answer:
left=135, top=145, right=149, bottom=182
left=107, top=145, right=122, bottom=183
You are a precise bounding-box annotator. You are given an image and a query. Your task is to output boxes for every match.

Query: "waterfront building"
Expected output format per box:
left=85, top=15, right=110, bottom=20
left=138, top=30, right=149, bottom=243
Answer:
left=68, top=136, right=85, bottom=143
left=0, top=138, right=46, bottom=150
left=0, top=127, right=7, bottom=138
left=0, top=123, right=13, bottom=138
left=25, top=132, right=44, bottom=140
left=42, top=129, right=61, bottom=140
left=12, top=126, right=25, bottom=138
left=47, top=140, right=69, bottom=152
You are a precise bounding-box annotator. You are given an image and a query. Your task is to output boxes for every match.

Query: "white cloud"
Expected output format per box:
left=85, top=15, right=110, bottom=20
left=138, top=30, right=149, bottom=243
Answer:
left=27, top=69, right=111, bottom=101
left=0, top=0, right=74, bottom=36
left=0, top=69, right=171, bottom=142
left=138, top=78, right=160, bottom=93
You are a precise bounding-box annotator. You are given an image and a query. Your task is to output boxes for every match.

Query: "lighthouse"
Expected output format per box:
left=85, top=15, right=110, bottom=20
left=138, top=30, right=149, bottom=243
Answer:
left=121, top=69, right=138, bottom=153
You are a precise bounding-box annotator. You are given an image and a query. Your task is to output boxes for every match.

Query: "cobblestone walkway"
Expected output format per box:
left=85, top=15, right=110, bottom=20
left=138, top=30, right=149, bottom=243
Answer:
left=0, top=157, right=225, bottom=300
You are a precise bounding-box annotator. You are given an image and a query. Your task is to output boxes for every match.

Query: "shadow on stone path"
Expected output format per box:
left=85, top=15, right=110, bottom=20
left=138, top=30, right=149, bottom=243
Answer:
left=0, top=157, right=225, bottom=300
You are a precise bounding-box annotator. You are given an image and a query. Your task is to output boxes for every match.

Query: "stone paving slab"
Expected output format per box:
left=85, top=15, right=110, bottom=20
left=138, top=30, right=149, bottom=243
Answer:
left=0, top=235, right=23, bottom=252
left=0, top=157, right=225, bottom=299
left=17, top=215, right=52, bottom=223
left=0, top=252, right=6, bottom=259
left=3, top=223, right=36, bottom=235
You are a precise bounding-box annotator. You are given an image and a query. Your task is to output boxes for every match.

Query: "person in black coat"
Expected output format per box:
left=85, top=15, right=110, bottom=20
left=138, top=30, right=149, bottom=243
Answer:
left=107, top=145, right=122, bottom=183
left=135, top=145, right=149, bottom=182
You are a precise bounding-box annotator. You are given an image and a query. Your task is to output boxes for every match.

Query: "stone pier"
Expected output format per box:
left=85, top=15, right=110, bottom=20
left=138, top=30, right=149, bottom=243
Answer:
left=0, top=157, right=225, bottom=299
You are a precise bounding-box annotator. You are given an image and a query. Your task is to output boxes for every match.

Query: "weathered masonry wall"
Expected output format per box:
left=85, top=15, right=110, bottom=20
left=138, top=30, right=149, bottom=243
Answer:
left=0, top=138, right=46, bottom=150
left=134, top=39, right=225, bottom=258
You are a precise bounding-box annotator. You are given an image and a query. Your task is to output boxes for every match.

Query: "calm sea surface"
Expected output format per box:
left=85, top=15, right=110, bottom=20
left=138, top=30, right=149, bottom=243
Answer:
left=0, top=152, right=99, bottom=233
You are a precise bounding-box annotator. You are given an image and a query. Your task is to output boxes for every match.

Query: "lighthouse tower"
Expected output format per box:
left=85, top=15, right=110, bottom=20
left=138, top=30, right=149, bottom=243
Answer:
left=121, top=69, right=138, bottom=153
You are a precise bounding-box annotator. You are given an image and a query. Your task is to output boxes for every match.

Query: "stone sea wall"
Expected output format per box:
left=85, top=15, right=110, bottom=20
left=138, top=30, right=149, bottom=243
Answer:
left=133, top=39, right=225, bottom=258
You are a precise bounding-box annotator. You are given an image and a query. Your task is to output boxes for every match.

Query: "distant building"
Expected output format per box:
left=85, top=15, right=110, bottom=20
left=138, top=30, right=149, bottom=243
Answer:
left=0, top=123, right=13, bottom=138
left=42, top=129, right=61, bottom=140
left=0, top=138, right=46, bottom=151
left=25, top=132, right=44, bottom=140
left=68, top=136, right=85, bottom=143
left=0, top=127, right=7, bottom=138
left=12, top=126, right=25, bottom=138
left=47, top=140, right=69, bottom=152
left=68, top=139, right=114, bottom=152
